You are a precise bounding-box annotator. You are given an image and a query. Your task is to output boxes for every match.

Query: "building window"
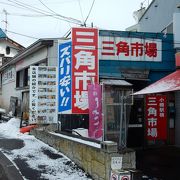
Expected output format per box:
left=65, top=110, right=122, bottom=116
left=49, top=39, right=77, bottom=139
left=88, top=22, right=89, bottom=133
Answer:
left=16, top=67, right=29, bottom=88
left=6, top=46, right=11, bottom=55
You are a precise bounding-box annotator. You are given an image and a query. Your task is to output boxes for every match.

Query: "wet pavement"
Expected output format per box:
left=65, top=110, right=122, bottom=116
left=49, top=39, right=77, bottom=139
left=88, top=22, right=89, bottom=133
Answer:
left=136, top=146, right=180, bottom=180
left=1, top=133, right=180, bottom=180
left=0, top=136, right=91, bottom=180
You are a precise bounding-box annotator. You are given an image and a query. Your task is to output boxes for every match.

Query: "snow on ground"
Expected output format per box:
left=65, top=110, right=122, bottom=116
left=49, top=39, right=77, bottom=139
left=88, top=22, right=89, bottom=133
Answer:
left=0, top=118, right=91, bottom=180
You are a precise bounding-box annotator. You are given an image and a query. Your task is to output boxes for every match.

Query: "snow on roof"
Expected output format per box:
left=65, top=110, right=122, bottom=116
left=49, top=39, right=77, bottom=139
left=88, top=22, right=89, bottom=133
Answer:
left=134, top=70, right=180, bottom=95
left=50, top=132, right=101, bottom=149
left=101, top=79, right=132, bottom=86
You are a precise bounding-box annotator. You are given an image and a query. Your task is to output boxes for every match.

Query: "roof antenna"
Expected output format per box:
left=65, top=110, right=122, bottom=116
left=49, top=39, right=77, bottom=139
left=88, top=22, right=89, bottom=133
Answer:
left=2, top=9, right=8, bottom=34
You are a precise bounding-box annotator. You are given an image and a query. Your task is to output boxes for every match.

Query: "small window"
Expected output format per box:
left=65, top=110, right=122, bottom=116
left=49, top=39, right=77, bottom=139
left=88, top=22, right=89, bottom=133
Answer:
left=16, top=67, right=29, bottom=88
left=6, top=46, right=11, bottom=55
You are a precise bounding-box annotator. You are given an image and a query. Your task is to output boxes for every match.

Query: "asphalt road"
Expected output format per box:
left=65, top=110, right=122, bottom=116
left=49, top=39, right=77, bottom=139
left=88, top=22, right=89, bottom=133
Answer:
left=0, top=138, right=24, bottom=180
left=0, top=137, right=62, bottom=180
left=136, top=146, right=180, bottom=180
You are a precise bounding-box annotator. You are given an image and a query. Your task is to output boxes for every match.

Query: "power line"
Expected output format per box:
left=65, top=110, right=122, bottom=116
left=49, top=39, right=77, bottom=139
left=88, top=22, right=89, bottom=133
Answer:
left=0, top=12, right=54, bottom=17
left=5, top=0, right=83, bottom=25
left=4, top=29, right=39, bottom=39
left=37, top=0, right=82, bottom=24
left=84, top=0, right=96, bottom=26
left=78, top=0, right=85, bottom=24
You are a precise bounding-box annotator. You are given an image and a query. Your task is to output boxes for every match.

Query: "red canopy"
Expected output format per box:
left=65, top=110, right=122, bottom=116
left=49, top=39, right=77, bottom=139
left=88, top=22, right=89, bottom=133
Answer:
left=134, top=70, right=180, bottom=95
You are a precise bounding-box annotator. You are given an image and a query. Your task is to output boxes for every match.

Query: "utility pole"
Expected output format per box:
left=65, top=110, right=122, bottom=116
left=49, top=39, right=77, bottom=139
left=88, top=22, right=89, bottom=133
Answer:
left=2, top=9, right=8, bottom=34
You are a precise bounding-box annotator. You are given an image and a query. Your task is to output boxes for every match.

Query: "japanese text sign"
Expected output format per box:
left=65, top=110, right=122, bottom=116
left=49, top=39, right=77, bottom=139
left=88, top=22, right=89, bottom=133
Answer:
left=58, top=41, right=72, bottom=113
left=146, top=95, right=167, bottom=140
left=99, top=36, right=162, bottom=61
left=88, top=84, right=102, bottom=140
left=29, top=66, right=58, bottom=124
left=30, top=66, right=38, bottom=123
left=72, top=27, right=99, bottom=114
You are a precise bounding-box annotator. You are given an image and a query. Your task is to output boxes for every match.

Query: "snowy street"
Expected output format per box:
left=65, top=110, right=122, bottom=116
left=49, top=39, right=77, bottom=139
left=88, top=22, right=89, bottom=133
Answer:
left=0, top=118, right=92, bottom=180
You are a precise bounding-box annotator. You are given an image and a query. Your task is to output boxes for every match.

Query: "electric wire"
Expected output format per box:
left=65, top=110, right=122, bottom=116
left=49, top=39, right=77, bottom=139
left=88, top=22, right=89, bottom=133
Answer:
left=78, top=0, right=85, bottom=24
left=3, top=29, right=39, bottom=39
left=5, top=0, right=82, bottom=25
left=37, top=0, right=82, bottom=24
left=84, top=0, right=96, bottom=25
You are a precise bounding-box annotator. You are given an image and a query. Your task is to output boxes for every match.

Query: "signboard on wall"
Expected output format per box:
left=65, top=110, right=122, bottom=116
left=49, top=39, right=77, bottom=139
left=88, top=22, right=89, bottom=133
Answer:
left=2, top=66, right=15, bottom=85
left=146, top=95, right=167, bottom=140
left=29, top=66, right=57, bottom=124
left=72, top=27, right=99, bottom=114
left=58, top=41, right=72, bottom=114
left=99, top=36, right=162, bottom=61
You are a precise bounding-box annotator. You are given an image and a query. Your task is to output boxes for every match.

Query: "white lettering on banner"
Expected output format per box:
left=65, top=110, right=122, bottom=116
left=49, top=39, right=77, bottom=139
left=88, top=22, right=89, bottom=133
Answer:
left=72, top=28, right=98, bottom=113
left=75, top=71, right=95, bottom=90
left=146, top=95, right=167, bottom=140
left=148, top=107, right=157, bottom=116
left=59, top=75, right=71, bottom=88
left=146, top=96, right=158, bottom=138
left=148, top=118, right=157, bottom=126
left=75, top=51, right=95, bottom=70
left=60, top=45, right=71, bottom=58
left=76, top=31, right=95, bottom=36
left=74, top=91, right=88, bottom=110
left=159, top=98, right=165, bottom=118
left=147, top=127, right=157, bottom=137
left=58, top=42, right=72, bottom=113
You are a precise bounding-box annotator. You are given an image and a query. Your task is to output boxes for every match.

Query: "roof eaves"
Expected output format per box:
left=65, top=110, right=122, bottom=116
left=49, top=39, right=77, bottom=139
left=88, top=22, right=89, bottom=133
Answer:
left=0, top=39, right=54, bottom=71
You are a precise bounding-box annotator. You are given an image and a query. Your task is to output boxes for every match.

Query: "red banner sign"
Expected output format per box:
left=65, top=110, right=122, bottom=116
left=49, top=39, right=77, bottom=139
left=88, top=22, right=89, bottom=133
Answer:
left=146, top=95, right=167, bottom=140
left=72, top=27, right=99, bottom=114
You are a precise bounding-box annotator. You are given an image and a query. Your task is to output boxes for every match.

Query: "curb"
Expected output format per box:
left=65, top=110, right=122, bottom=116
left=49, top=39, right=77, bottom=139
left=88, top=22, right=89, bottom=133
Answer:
left=0, top=151, right=24, bottom=180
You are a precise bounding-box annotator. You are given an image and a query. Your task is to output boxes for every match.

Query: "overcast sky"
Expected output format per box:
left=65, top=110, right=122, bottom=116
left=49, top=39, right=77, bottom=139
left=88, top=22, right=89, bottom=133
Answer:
left=0, top=0, right=152, bottom=47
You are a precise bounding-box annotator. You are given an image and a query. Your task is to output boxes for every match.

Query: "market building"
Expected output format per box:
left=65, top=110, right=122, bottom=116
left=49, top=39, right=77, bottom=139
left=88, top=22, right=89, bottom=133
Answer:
left=134, top=53, right=180, bottom=146
left=0, top=28, right=176, bottom=148
left=127, top=0, right=180, bottom=147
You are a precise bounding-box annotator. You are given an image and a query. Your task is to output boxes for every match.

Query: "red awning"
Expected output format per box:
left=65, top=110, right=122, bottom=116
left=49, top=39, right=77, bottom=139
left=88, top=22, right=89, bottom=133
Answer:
left=134, top=70, right=180, bottom=95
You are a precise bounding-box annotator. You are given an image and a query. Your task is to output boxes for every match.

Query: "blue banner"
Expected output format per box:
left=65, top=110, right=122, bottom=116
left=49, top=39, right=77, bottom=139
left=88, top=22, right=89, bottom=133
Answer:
left=58, top=41, right=72, bottom=113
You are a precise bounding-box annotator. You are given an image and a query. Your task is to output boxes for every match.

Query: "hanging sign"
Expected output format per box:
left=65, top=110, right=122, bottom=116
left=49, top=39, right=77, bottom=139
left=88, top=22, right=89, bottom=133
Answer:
left=58, top=41, right=72, bottom=114
left=88, top=83, right=102, bottom=139
left=72, top=27, right=99, bottom=114
left=146, top=95, right=167, bottom=140
left=29, top=66, right=57, bottom=124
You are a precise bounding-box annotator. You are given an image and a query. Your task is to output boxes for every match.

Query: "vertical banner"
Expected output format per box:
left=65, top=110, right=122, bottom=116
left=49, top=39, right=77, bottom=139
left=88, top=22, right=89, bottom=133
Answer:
left=72, top=27, right=99, bottom=114
left=88, top=84, right=102, bottom=140
left=146, top=95, right=167, bottom=140
left=29, top=66, right=57, bottom=124
left=29, top=66, right=38, bottom=124
left=58, top=41, right=72, bottom=113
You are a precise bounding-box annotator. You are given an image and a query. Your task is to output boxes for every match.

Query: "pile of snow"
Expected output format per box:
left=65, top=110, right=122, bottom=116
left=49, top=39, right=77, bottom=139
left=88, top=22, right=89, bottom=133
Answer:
left=0, top=108, right=6, bottom=113
left=0, top=118, right=91, bottom=180
left=0, top=118, right=22, bottom=138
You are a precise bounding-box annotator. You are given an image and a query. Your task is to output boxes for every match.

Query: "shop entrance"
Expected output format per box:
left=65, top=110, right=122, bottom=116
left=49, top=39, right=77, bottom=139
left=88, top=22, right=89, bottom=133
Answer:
left=102, top=80, right=133, bottom=148
left=127, top=98, right=144, bottom=147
